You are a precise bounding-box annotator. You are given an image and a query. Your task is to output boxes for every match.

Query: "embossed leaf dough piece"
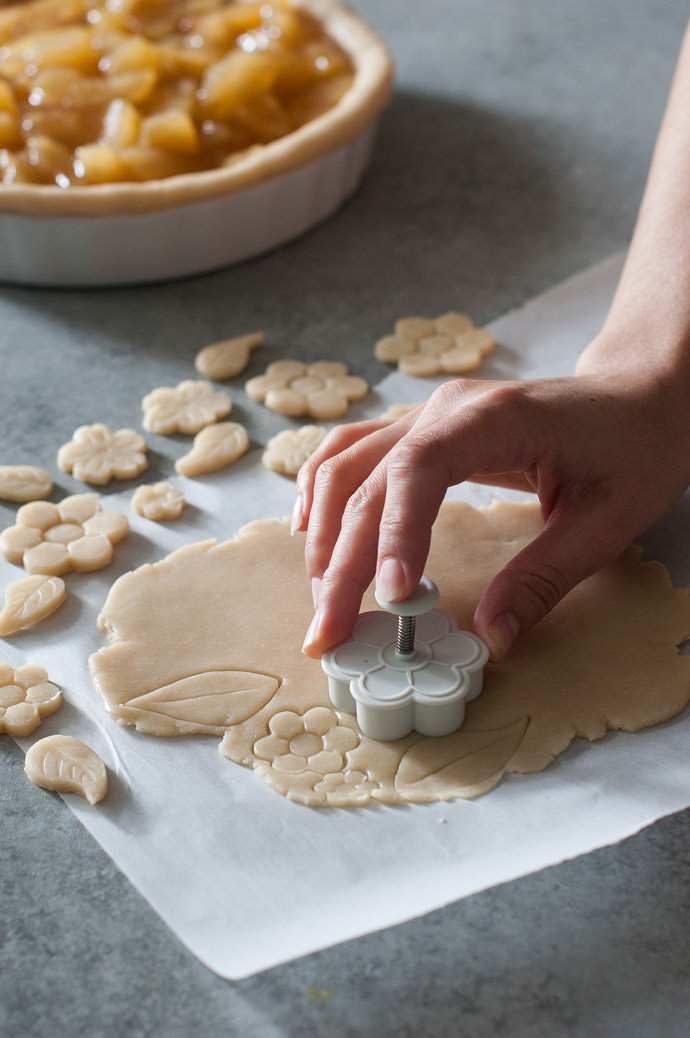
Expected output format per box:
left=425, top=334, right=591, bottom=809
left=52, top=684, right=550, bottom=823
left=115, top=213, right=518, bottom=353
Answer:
left=0, top=663, right=62, bottom=737
left=175, top=422, right=249, bottom=477
left=195, top=332, right=264, bottom=381
left=89, top=502, right=690, bottom=807
left=0, top=575, right=66, bottom=636
left=24, top=735, right=107, bottom=804
left=0, top=465, right=53, bottom=502
left=57, top=424, right=147, bottom=484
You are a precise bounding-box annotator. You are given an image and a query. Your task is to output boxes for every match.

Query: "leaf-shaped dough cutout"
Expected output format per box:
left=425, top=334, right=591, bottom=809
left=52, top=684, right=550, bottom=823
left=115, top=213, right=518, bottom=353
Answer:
left=0, top=574, right=66, bottom=635
left=175, top=422, right=249, bottom=477
left=394, top=717, right=529, bottom=796
left=126, top=669, right=280, bottom=734
left=0, top=465, right=53, bottom=502
left=24, top=735, right=107, bottom=804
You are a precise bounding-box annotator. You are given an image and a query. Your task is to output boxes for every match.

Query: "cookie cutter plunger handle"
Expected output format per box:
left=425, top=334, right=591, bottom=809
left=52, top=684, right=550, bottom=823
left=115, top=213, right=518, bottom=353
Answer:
left=375, top=576, right=440, bottom=659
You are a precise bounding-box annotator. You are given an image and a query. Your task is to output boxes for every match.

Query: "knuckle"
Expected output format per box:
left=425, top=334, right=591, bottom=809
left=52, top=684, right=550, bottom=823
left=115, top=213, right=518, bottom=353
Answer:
left=517, top=562, right=570, bottom=614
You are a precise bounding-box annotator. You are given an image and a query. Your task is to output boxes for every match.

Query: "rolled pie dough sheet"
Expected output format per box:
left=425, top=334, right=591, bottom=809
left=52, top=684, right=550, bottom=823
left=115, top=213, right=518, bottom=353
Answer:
left=89, top=501, right=690, bottom=806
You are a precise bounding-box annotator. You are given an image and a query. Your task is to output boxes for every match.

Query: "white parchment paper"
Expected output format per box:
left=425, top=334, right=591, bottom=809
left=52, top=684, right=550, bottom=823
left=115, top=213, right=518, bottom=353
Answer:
left=6, top=252, right=690, bottom=979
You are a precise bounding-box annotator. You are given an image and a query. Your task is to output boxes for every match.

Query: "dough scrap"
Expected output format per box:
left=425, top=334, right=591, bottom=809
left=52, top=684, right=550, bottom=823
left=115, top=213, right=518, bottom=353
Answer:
left=89, top=502, right=690, bottom=807
left=142, top=380, right=231, bottom=435
left=175, top=422, right=249, bottom=476
left=375, top=312, right=495, bottom=376
left=195, top=332, right=263, bottom=380
left=246, top=360, right=368, bottom=419
left=0, top=574, right=66, bottom=636
left=24, top=735, right=107, bottom=804
left=0, top=465, right=53, bottom=502
left=0, top=493, right=128, bottom=574
left=132, top=482, right=186, bottom=521
left=262, top=425, right=327, bottom=476
left=57, top=424, right=147, bottom=484
left=0, top=663, right=62, bottom=736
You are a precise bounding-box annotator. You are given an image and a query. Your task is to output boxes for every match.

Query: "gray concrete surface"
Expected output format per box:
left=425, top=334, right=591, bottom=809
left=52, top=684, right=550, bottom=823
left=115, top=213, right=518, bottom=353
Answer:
left=2, top=1, right=690, bottom=1034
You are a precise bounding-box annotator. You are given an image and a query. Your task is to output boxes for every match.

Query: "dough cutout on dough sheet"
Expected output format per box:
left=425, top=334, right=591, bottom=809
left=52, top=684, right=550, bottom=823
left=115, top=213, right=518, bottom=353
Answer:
left=0, top=663, right=62, bottom=736
left=195, top=332, right=264, bottom=381
left=88, top=501, right=690, bottom=808
left=57, top=424, right=148, bottom=484
left=175, top=421, right=249, bottom=477
left=0, top=574, right=66, bottom=636
left=142, top=380, right=232, bottom=435
left=375, top=311, right=495, bottom=377
left=132, top=482, right=186, bottom=521
left=262, top=425, right=327, bottom=476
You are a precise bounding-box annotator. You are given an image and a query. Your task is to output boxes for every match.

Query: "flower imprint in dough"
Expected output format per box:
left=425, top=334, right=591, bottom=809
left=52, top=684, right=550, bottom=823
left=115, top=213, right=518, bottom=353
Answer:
left=246, top=360, right=368, bottom=419
left=195, top=332, right=263, bottom=380
left=175, top=421, right=249, bottom=476
left=57, top=424, right=147, bottom=484
left=262, top=425, right=327, bottom=476
left=375, top=312, right=495, bottom=376
left=0, top=465, right=53, bottom=502
left=142, top=380, right=232, bottom=435
left=0, top=493, right=129, bottom=575
left=0, top=663, right=62, bottom=736
left=132, top=482, right=186, bottom=521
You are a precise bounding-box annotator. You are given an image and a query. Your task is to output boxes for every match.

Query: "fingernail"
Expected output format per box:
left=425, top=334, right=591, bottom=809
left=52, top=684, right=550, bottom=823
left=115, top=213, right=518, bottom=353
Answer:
left=311, top=577, right=322, bottom=608
left=486, top=611, right=520, bottom=662
left=376, top=557, right=406, bottom=603
left=302, top=610, right=323, bottom=655
left=290, top=494, right=304, bottom=536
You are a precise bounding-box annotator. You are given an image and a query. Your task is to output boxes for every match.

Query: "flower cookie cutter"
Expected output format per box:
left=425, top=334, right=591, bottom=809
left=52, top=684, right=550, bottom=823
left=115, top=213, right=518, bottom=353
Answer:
left=321, top=577, right=489, bottom=741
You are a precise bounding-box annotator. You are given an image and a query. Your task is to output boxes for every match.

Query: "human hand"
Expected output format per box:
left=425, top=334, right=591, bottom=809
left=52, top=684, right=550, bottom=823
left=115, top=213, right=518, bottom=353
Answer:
left=293, top=371, right=690, bottom=660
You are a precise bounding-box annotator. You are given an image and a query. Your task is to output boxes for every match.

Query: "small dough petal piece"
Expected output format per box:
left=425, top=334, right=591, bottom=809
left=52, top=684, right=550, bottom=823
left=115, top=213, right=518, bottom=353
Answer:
left=0, top=575, right=66, bottom=635
left=24, top=735, right=107, bottom=804
left=195, top=332, right=263, bottom=380
left=175, top=422, right=250, bottom=476
left=262, top=425, right=327, bottom=476
left=374, top=335, right=416, bottom=363
left=0, top=466, right=53, bottom=503
left=395, top=316, right=436, bottom=339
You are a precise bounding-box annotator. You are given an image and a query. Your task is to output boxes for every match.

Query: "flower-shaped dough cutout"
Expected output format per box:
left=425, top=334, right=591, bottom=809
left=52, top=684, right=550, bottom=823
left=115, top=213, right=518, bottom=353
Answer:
left=322, top=608, right=489, bottom=740
left=57, top=424, right=147, bottom=484
left=0, top=662, right=62, bottom=737
left=0, top=493, right=129, bottom=575
left=262, top=425, right=327, bottom=476
left=246, top=360, right=368, bottom=420
left=175, top=421, right=249, bottom=476
left=142, top=380, right=232, bottom=435
left=195, top=331, right=263, bottom=381
left=132, top=482, right=186, bottom=521
left=375, top=311, right=495, bottom=376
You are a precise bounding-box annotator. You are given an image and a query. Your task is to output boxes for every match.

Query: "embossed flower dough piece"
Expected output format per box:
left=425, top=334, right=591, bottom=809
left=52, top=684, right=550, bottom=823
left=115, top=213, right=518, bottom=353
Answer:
left=262, top=425, right=327, bottom=476
left=89, top=502, right=690, bottom=807
left=142, top=380, right=232, bottom=435
left=0, top=493, right=129, bottom=575
left=195, top=332, right=264, bottom=381
left=132, top=482, right=186, bottom=521
left=0, top=663, right=62, bottom=736
left=0, top=465, right=53, bottom=502
left=246, top=360, right=368, bottom=419
left=24, top=735, right=107, bottom=804
left=57, top=424, right=147, bottom=484
left=375, top=311, right=495, bottom=376
left=175, top=422, right=249, bottom=477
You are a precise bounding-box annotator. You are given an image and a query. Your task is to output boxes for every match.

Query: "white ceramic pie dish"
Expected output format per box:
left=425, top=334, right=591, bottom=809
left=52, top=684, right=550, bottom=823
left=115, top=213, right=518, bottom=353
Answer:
left=0, top=0, right=393, bottom=287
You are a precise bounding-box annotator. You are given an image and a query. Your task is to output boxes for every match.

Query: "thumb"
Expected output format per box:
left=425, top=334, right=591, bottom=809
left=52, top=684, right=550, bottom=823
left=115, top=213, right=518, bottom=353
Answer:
left=473, top=499, right=628, bottom=660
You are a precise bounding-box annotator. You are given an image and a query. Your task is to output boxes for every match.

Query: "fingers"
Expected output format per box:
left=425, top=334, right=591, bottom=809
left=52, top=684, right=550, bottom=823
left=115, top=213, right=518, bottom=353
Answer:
left=473, top=489, right=631, bottom=660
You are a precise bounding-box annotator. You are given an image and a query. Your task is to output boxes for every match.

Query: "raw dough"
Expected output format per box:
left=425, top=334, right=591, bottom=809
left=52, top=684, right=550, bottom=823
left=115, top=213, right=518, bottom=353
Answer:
left=24, top=735, right=107, bottom=804
left=132, top=482, right=186, bottom=521
left=262, top=425, right=327, bottom=476
left=175, top=422, right=249, bottom=477
left=142, top=380, right=231, bottom=435
left=375, top=311, right=495, bottom=376
left=0, top=465, right=52, bottom=502
left=0, top=574, right=66, bottom=636
left=195, top=332, right=264, bottom=381
left=0, top=493, right=129, bottom=574
left=246, top=361, right=368, bottom=419
left=0, top=663, right=62, bottom=736
left=57, top=424, right=147, bottom=484
left=89, top=501, right=690, bottom=806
